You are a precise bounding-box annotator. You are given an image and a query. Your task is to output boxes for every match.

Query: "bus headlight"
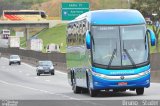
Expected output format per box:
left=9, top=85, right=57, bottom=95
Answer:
left=138, top=69, right=150, bottom=76
left=92, top=71, right=106, bottom=78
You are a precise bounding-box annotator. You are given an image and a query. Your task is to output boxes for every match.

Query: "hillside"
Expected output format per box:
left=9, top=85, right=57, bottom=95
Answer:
left=37, top=24, right=67, bottom=53
left=0, top=0, right=128, bottom=17
left=32, top=0, right=128, bottom=18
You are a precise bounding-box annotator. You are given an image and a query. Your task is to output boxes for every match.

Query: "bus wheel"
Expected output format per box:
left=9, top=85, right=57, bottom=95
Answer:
left=72, top=78, right=81, bottom=94
left=136, top=88, right=144, bottom=95
left=87, top=77, right=97, bottom=97
left=89, top=87, right=98, bottom=97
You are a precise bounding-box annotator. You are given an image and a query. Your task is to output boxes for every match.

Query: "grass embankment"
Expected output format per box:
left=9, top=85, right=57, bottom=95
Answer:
left=18, top=24, right=159, bottom=53
left=38, top=24, right=67, bottom=53
left=19, top=28, right=44, bottom=48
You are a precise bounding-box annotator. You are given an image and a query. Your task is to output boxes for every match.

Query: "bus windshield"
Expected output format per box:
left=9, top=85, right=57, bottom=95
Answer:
left=121, top=25, right=148, bottom=66
left=91, top=25, right=148, bottom=69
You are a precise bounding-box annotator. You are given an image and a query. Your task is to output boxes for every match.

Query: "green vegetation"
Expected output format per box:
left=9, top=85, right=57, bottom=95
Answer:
left=38, top=24, right=67, bottom=53
left=131, top=0, right=160, bottom=52
left=20, top=37, right=26, bottom=48
left=2, top=24, right=159, bottom=54
left=147, top=25, right=160, bottom=53
left=4, top=0, right=50, bottom=4
left=0, top=0, right=128, bottom=17
left=21, top=24, right=158, bottom=54
left=37, top=0, right=128, bottom=17
left=19, top=0, right=49, bottom=3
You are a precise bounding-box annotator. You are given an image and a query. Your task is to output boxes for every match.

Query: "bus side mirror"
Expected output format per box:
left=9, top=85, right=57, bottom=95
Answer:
left=86, top=31, right=91, bottom=49
left=147, top=29, right=156, bottom=46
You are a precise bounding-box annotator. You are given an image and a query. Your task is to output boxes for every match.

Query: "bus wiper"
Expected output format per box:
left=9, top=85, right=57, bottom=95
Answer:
left=108, top=48, right=117, bottom=68
left=123, top=49, right=136, bottom=67
left=123, top=42, right=136, bottom=67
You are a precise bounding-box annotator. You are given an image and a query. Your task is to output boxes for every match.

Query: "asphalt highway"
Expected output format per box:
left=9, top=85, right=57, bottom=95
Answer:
left=0, top=57, right=159, bottom=106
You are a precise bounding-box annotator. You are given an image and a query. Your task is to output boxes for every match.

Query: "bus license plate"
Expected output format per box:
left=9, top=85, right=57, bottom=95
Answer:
left=118, top=82, right=127, bottom=86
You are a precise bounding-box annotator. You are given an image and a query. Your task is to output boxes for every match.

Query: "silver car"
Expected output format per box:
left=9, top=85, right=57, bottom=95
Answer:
left=9, top=55, right=21, bottom=65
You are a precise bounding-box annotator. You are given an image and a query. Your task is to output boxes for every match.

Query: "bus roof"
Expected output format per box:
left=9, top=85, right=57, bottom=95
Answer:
left=73, top=9, right=146, bottom=25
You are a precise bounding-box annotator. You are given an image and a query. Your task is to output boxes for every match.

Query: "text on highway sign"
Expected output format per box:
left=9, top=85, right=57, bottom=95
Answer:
left=61, top=2, right=90, bottom=20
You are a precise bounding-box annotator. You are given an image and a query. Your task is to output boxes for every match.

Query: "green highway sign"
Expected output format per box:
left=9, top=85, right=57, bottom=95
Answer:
left=61, top=2, right=90, bottom=20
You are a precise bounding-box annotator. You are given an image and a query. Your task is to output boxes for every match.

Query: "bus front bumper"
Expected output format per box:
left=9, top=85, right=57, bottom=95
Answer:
left=92, top=73, right=150, bottom=90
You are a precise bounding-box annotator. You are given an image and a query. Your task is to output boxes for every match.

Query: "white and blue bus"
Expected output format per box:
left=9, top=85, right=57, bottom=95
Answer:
left=66, top=9, right=156, bottom=97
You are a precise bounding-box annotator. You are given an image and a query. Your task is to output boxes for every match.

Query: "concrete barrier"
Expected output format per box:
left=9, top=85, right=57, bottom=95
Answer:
left=0, top=48, right=67, bottom=71
left=0, top=48, right=160, bottom=82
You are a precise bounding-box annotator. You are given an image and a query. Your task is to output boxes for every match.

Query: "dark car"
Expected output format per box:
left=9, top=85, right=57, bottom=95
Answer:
left=36, top=61, right=55, bottom=76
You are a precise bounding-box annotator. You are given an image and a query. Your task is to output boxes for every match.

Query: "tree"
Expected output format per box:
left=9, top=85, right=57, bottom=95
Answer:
left=131, top=0, right=160, bottom=52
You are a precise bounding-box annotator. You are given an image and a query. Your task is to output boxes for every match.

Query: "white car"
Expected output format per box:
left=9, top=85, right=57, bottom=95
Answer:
left=9, top=55, right=21, bottom=65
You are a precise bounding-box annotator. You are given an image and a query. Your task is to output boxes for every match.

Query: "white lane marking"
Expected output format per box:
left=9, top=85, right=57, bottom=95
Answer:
left=1, top=57, right=78, bottom=100
left=0, top=80, right=9, bottom=84
left=45, top=80, right=50, bottom=82
left=55, top=93, right=79, bottom=100
left=56, top=70, right=67, bottom=75
left=0, top=80, right=43, bottom=91
left=0, top=80, right=79, bottom=100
